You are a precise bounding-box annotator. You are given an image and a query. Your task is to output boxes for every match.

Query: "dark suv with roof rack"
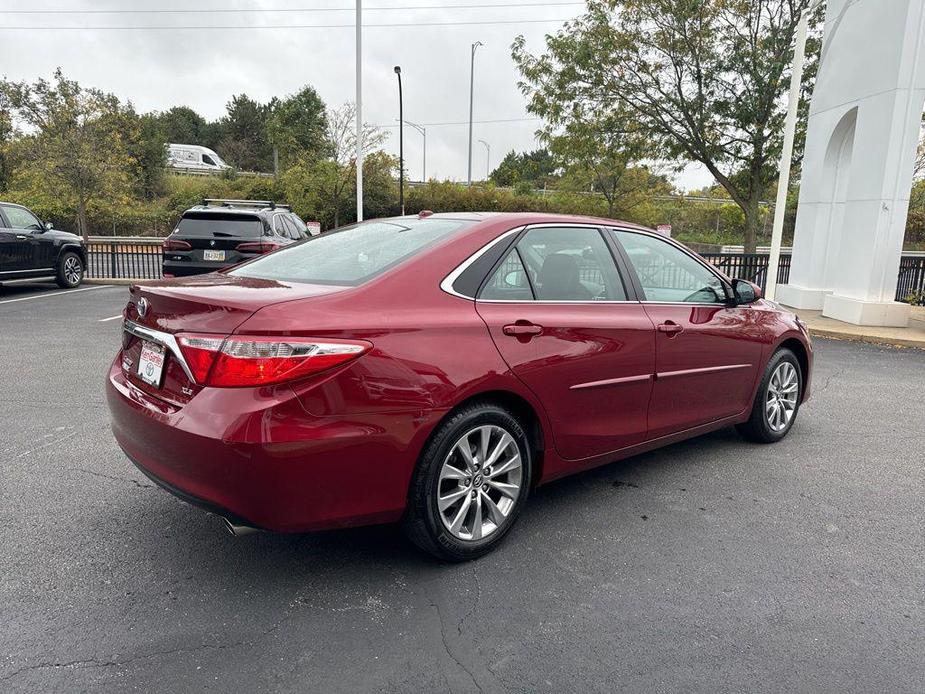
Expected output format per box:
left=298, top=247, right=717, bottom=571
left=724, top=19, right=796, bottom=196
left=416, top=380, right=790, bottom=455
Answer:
left=162, top=199, right=317, bottom=278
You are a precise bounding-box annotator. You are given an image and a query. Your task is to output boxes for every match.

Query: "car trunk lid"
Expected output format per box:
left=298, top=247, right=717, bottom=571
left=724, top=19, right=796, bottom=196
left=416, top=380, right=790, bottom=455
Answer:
left=120, top=273, right=347, bottom=406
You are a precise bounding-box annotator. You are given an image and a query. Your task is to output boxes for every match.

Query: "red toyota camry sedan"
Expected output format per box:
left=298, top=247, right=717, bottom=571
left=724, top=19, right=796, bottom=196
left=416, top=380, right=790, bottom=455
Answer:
left=107, top=212, right=812, bottom=560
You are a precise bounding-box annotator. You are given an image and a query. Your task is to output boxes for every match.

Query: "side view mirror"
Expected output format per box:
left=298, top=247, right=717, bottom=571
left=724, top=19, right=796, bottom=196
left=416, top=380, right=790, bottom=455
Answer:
left=732, top=278, right=762, bottom=305
left=44, top=221, right=54, bottom=231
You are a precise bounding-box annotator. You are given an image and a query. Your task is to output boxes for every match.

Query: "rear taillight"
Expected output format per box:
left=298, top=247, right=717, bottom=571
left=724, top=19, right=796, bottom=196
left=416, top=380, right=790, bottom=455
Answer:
left=235, top=241, right=280, bottom=254
left=163, top=238, right=192, bottom=251
left=176, top=334, right=371, bottom=387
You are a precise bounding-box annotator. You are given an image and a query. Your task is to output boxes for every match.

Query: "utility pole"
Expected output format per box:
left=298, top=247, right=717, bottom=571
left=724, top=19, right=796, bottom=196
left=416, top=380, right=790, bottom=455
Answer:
left=355, top=0, right=364, bottom=222
left=394, top=66, right=404, bottom=215
left=467, top=41, right=482, bottom=186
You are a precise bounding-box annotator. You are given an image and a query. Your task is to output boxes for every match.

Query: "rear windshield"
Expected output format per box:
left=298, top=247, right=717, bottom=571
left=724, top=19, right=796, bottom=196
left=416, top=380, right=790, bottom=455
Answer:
left=229, top=218, right=472, bottom=285
left=177, top=212, right=264, bottom=238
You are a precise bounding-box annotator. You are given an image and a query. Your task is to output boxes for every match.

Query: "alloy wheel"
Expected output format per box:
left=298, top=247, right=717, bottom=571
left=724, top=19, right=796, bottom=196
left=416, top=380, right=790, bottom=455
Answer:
left=766, top=361, right=798, bottom=432
left=64, top=256, right=82, bottom=285
left=437, top=424, right=523, bottom=541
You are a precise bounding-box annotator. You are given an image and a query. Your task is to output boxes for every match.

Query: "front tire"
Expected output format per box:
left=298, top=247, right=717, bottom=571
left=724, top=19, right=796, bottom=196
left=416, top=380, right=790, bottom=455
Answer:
left=56, top=251, right=84, bottom=288
left=403, top=401, right=532, bottom=561
left=736, top=348, right=802, bottom=443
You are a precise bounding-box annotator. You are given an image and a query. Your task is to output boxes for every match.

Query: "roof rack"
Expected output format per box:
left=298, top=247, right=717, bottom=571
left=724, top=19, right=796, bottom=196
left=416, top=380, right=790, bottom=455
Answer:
left=201, top=198, right=290, bottom=210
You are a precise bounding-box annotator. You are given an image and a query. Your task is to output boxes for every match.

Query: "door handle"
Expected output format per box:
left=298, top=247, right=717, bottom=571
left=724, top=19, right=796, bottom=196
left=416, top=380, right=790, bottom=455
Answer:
left=15, top=235, right=28, bottom=240
left=657, top=321, right=684, bottom=335
left=503, top=322, right=543, bottom=337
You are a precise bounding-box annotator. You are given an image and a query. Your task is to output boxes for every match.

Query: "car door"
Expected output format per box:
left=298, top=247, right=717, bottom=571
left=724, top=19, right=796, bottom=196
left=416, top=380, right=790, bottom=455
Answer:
left=0, top=204, right=45, bottom=273
left=611, top=229, right=767, bottom=439
left=476, top=225, right=655, bottom=461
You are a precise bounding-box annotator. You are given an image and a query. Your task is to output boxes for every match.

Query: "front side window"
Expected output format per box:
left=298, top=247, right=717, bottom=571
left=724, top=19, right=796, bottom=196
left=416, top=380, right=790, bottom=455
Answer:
left=230, top=217, right=472, bottom=285
left=614, top=230, right=727, bottom=304
left=514, top=227, right=626, bottom=301
left=202, top=154, right=217, bottom=166
left=2, top=205, right=42, bottom=230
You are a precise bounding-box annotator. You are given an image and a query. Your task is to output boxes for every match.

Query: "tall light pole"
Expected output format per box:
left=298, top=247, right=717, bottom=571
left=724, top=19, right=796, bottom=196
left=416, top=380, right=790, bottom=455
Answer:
left=394, top=65, right=404, bottom=215
left=467, top=40, right=483, bottom=186
left=766, top=0, right=824, bottom=300
left=478, top=139, right=490, bottom=180
left=355, top=0, right=363, bottom=222
left=402, top=119, right=427, bottom=182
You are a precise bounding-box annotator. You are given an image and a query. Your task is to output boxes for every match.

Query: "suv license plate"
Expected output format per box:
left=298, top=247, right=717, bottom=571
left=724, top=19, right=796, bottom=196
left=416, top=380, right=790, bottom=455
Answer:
left=203, top=250, right=226, bottom=261
left=138, top=340, right=166, bottom=387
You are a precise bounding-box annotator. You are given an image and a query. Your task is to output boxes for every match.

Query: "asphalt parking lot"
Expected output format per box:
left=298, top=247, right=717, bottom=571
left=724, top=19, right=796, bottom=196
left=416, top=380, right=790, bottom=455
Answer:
left=1, top=282, right=923, bottom=693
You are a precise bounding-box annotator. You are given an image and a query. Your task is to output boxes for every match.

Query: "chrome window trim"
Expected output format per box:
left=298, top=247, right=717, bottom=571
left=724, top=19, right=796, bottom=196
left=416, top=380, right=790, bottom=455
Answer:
left=440, top=226, right=524, bottom=300
left=123, top=319, right=196, bottom=383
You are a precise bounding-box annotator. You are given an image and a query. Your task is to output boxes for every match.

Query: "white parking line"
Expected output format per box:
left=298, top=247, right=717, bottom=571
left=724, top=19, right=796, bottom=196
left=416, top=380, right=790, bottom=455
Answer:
left=0, top=285, right=111, bottom=306
left=98, top=314, right=124, bottom=322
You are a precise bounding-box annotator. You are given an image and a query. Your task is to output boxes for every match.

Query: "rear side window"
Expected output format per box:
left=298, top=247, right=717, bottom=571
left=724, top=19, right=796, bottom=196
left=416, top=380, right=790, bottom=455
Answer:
left=484, top=227, right=627, bottom=301
left=230, top=218, right=472, bottom=285
left=176, top=213, right=264, bottom=238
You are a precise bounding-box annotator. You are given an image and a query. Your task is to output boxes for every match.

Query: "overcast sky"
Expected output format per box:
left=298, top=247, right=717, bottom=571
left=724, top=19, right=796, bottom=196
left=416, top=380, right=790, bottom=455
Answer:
left=0, top=0, right=713, bottom=189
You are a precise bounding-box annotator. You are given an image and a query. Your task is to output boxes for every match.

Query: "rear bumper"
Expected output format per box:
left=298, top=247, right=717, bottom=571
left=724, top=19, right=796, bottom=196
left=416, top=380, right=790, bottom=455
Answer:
left=106, top=358, right=445, bottom=532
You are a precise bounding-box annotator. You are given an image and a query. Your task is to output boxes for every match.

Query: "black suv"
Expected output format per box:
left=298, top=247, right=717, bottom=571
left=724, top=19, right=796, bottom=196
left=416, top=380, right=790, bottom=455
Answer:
left=162, top=199, right=316, bottom=278
left=0, top=202, right=86, bottom=288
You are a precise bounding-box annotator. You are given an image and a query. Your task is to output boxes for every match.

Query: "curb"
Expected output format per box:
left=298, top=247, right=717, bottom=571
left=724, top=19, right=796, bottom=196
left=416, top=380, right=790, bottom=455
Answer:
left=807, top=326, right=925, bottom=350
left=85, top=278, right=151, bottom=286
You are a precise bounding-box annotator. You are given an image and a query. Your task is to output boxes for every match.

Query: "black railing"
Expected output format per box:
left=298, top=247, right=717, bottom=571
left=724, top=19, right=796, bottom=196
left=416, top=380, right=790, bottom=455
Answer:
left=701, top=253, right=792, bottom=289
left=86, top=238, right=163, bottom=280
left=896, top=256, right=925, bottom=301
left=83, top=237, right=925, bottom=302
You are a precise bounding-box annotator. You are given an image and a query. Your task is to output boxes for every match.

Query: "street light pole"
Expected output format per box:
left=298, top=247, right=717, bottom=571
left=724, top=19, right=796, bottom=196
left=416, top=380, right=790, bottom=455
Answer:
left=402, top=119, right=426, bottom=182
left=478, top=139, right=490, bottom=180
left=355, top=0, right=363, bottom=222
left=766, top=0, right=823, bottom=300
left=394, top=66, right=404, bottom=215
left=467, top=41, right=482, bottom=187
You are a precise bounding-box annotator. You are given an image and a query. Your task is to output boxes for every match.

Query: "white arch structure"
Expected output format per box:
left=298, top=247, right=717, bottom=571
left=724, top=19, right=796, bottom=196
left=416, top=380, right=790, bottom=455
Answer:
left=778, top=0, right=925, bottom=326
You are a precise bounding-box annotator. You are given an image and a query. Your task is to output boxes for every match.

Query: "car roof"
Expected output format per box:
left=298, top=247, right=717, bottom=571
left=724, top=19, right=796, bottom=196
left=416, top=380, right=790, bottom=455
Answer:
left=183, top=205, right=290, bottom=217
left=379, top=211, right=654, bottom=232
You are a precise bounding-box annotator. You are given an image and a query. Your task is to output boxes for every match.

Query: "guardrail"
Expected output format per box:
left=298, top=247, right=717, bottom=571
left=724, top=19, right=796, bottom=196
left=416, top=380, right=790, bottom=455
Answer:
left=84, top=237, right=925, bottom=301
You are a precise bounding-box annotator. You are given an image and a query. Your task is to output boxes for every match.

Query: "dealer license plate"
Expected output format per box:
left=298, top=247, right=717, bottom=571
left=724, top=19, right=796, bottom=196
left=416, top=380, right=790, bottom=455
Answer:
left=203, top=249, right=226, bottom=261
left=137, top=340, right=165, bottom=387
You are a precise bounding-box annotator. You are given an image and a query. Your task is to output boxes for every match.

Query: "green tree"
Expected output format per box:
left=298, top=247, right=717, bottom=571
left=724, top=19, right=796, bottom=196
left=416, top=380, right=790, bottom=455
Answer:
left=281, top=102, right=387, bottom=228
left=0, top=69, right=136, bottom=239
left=217, top=94, right=273, bottom=172
left=156, top=105, right=209, bottom=145
left=489, top=148, right=558, bottom=188
left=0, top=107, right=12, bottom=192
left=122, top=109, right=167, bottom=199
left=266, top=86, right=330, bottom=169
left=513, top=0, right=821, bottom=252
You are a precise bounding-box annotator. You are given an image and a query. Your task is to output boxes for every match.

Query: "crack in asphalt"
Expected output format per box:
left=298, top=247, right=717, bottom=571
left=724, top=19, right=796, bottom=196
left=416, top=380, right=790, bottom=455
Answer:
left=457, top=568, right=482, bottom=636
left=0, top=612, right=292, bottom=683
left=429, top=599, right=485, bottom=694
left=74, top=467, right=154, bottom=489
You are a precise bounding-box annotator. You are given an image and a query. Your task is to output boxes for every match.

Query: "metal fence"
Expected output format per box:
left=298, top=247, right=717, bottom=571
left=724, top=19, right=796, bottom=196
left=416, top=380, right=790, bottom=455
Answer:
left=86, top=238, right=163, bottom=280
left=83, top=237, right=925, bottom=302
left=701, top=253, right=792, bottom=290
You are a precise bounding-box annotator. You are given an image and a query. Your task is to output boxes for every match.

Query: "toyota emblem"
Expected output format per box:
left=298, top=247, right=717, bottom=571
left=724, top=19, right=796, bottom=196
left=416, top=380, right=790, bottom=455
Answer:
left=210, top=240, right=216, bottom=247
left=137, top=297, right=148, bottom=318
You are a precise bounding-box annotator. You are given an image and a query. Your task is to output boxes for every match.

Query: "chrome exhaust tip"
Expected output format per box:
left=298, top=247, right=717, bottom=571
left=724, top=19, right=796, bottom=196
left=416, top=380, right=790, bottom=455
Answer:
left=222, top=517, right=262, bottom=537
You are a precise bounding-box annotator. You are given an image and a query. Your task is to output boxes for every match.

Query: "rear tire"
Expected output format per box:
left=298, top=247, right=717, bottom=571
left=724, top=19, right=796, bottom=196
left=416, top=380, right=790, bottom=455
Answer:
left=736, top=348, right=802, bottom=444
left=402, top=401, right=532, bottom=561
left=56, top=251, right=84, bottom=288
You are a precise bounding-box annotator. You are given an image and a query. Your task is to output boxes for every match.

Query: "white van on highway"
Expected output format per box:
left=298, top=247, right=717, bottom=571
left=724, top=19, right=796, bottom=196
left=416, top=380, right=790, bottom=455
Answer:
left=166, top=144, right=231, bottom=173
